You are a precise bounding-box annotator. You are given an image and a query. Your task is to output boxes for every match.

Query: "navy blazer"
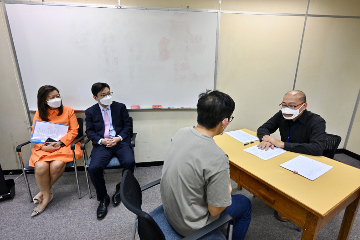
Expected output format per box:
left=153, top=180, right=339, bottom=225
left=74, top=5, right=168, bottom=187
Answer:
left=85, top=101, right=132, bottom=146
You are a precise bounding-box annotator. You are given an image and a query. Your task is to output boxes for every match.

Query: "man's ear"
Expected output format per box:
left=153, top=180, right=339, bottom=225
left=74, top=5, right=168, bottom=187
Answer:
left=93, top=96, right=98, bottom=101
left=221, top=118, right=229, bottom=127
left=303, top=103, right=308, bottom=110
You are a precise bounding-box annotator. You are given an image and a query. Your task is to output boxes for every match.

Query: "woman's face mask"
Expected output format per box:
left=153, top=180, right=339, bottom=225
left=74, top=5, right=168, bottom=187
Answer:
left=47, top=98, right=62, bottom=108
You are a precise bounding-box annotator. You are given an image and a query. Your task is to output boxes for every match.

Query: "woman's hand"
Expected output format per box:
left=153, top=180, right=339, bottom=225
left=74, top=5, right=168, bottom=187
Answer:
left=41, top=142, right=61, bottom=152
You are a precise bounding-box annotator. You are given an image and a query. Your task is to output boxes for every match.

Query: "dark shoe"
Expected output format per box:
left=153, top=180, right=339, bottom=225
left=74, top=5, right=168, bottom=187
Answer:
left=276, top=211, right=289, bottom=222
left=97, top=197, right=110, bottom=220
left=112, top=182, right=121, bottom=207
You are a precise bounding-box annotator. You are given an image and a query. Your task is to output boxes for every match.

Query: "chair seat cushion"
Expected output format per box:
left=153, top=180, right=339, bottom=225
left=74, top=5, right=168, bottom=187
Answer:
left=24, top=161, right=74, bottom=170
left=143, top=205, right=226, bottom=240
left=87, top=156, right=121, bottom=168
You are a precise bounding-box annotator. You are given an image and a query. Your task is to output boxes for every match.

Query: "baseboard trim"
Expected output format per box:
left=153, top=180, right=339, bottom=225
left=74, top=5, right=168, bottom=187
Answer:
left=3, top=161, right=164, bottom=175
left=336, top=149, right=360, bottom=161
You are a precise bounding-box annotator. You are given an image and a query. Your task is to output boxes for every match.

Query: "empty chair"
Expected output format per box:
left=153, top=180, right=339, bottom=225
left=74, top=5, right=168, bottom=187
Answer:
left=323, top=133, right=341, bottom=159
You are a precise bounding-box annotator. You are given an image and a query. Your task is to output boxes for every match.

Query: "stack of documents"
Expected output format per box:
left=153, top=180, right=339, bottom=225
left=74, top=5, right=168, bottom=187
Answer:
left=280, top=155, right=333, bottom=181
left=244, top=145, right=286, bottom=160
left=226, top=130, right=259, bottom=143
left=30, top=120, right=69, bottom=143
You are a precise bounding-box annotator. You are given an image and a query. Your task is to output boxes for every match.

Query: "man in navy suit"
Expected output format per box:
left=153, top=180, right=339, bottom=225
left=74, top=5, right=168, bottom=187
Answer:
left=85, top=82, right=135, bottom=220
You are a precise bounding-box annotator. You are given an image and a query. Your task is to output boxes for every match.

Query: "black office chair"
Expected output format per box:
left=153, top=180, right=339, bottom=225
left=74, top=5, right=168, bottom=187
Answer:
left=16, top=118, right=87, bottom=202
left=323, top=133, right=341, bottom=159
left=120, top=170, right=235, bottom=240
left=81, top=116, right=137, bottom=199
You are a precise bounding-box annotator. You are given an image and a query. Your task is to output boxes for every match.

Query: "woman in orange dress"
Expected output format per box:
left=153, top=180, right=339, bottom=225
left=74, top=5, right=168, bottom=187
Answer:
left=30, top=85, right=82, bottom=217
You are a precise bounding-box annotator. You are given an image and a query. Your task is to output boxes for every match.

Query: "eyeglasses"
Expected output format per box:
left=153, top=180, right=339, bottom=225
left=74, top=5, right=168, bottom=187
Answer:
left=47, top=94, right=61, bottom=100
left=279, top=103, right=304, bottom=110
left=222, top=116, right=234, bottom=122
left=99, top=92, right=113, bottom=98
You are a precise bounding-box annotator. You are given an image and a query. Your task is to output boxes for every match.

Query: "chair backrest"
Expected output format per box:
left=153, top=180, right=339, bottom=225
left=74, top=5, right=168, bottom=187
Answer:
left=129, top=116, right=134, bottom=138
left=120, top=170, right=166, bottom=240
left=323, top=133, right=341, bottom=159
left=76, top=118, right=84, bottom=139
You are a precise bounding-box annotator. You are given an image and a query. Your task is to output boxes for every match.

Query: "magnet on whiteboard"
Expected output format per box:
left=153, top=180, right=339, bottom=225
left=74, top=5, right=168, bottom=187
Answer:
left=131, top=105, right=140, bottom=109
left=152, top=105, right=162, bottom=109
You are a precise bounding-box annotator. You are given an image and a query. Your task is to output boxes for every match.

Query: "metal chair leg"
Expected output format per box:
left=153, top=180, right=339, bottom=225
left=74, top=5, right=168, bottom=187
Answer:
left=228, top=224, right=233, bottom=240
left=73, top=151, right=81, bottom=199
left=18, top=152, right=32, bottom=202
left=83, top=149, right=92, bottom=199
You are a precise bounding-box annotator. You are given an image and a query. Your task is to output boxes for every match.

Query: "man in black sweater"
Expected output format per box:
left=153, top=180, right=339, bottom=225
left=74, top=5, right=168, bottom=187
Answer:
left=257, top=90, right=326, bottom=221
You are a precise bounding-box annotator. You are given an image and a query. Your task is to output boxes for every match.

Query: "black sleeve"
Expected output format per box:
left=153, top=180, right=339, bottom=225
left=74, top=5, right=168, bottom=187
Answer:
left=118, top=104, right=132, bottom=141
left=257, top=111, right=282, bottom=141
left=284, top=119, right=326, bottom=156
left=85, top=108, right=102, bottom=144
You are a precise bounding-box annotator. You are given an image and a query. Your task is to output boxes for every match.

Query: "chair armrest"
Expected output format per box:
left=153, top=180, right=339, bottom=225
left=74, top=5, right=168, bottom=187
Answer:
left=131, top=133, right=137, bottom=147
left=183, top=214, right=235, bottom=240
left=70, top=135, right=86, bottom=150
left=16, top=141, right=31, bottom=152
left=81, top=137, right=92, bottom=150
left=140, top=178, right=161, bottom=191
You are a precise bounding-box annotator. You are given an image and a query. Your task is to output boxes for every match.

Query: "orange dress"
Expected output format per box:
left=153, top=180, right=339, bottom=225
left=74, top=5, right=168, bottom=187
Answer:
left=29, top=106, right=83, bottom=167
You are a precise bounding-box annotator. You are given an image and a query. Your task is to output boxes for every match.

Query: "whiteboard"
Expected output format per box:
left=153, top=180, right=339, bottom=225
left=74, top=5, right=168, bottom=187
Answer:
left=5, top=3, right=217, bottom=110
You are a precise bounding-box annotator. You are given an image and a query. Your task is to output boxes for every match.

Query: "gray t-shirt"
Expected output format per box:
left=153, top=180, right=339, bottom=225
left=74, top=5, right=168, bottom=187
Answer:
left=160, top=127, right=231, bottom=236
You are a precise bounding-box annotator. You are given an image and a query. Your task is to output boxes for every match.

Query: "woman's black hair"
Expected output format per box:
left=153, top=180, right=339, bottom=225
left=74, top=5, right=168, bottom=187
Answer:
left=37, top=85, right=63, bottom=121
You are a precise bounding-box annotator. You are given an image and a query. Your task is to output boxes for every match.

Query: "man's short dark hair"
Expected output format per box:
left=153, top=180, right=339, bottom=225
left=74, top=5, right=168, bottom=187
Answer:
left=91, top=82, right=110, bottom=97
left=197, top=90, right=235, bottom=129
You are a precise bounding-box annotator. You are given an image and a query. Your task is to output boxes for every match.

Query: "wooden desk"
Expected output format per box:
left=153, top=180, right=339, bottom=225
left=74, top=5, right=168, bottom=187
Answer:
left=214, top=129, right=360, bottom=240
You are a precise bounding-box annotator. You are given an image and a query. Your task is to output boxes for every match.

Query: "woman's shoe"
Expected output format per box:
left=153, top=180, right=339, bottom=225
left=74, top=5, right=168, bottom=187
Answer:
left=33, top=196, right=42, bottom=204
left=31, top=193, right=53, bottom=217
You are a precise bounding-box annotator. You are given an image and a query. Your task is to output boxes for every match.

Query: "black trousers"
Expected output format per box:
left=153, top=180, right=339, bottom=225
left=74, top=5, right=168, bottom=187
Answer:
left=88, top=143, right=135, bottom=201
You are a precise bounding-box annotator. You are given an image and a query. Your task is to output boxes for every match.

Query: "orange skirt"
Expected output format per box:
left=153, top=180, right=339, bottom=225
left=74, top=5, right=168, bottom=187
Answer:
left=29, top=142, right=83, bottom=167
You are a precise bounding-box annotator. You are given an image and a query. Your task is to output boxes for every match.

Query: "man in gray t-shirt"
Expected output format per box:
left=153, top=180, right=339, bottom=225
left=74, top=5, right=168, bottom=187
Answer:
left=160, top=90, right=252, bottom=240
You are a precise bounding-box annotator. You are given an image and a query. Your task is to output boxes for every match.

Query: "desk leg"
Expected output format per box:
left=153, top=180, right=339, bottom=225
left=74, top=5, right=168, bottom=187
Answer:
left=237, top=184, right=242, bottom=190
left=301, top=212, right=321, bottom=240
left=337, top=195, right=360, bottom=240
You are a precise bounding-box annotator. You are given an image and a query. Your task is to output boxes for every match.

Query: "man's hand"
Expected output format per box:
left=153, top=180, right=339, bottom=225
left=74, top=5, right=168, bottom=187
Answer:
left=42, top=142, right=60, bottom=152
left=261, top=135, right=284, bottom=149
left=257, top=141, right=274, bottom=151
left=105, top=137, right=121, bottom=148
left=229, top=183, right=233, bottom=194
left=101, top=138, right=112, bottom=146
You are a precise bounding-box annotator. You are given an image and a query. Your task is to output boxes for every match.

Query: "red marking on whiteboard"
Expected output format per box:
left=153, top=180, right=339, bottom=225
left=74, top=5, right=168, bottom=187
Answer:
left=159, top=37, right=170, bottom=61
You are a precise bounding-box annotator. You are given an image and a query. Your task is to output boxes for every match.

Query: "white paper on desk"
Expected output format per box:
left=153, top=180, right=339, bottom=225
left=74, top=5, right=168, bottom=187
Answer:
left=244, top=145, right=286, bottom=160
left=225, top=130, right=259, bottom=143
left=30, top=120, right=69, bottom=143
left=280, top=155, right=333, bottom=181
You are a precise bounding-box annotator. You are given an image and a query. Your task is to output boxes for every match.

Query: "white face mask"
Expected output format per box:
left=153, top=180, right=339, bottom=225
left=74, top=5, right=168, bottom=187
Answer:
left=281, top=103, right=305, bottom=120
left=47, top=98, right=62, bottom=108
left=99, top=95, right=113, bottom=106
